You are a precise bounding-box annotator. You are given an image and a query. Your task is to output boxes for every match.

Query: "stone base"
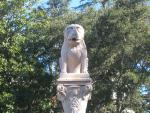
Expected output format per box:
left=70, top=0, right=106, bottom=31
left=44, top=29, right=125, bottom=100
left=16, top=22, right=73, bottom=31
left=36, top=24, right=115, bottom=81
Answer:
left=57, top=73, right=92, bottom=113
left=57, top=73, right=92, bottom=85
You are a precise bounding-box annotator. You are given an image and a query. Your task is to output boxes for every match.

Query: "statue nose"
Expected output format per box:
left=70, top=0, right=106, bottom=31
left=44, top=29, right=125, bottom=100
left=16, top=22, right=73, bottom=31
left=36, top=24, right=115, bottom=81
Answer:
left=72, top=32, right=78, bottom=38
left=72, top=37, right=77, bottom=41
left=72, top=34, right=77, bottom=38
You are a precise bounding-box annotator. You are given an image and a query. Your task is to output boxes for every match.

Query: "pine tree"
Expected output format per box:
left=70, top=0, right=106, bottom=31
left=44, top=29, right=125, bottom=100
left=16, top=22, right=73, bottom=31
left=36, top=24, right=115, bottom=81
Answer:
left=47, top=0, right=71, bottom=17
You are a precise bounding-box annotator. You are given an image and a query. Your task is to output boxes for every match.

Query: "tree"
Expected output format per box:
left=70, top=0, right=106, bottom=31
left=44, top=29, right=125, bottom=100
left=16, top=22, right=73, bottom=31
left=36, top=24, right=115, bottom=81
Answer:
left=0, top=0, right=149, bottom=113
left=0, top=0, right=56, bottom=112
left=47, top=0, right=71, bottom=17
left=86, top=0, right=150, bottom=112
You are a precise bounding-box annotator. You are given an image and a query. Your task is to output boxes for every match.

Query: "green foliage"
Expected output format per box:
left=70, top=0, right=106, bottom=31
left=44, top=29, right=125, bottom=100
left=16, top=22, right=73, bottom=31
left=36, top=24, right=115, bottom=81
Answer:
left=87, top=0, right=150, bottom=112
left=0, top=0, right=149, bottom=113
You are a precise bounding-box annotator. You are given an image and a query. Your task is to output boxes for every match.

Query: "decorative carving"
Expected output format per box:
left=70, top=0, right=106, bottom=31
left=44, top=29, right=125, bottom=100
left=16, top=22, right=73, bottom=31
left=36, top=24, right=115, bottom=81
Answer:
left=57, top=84, right=67, bottom=101
left=59, top=24, right=88, bottom=73
left=57, top=84, right=92, bottom=113
left=70, top=97, right=80, bottom=113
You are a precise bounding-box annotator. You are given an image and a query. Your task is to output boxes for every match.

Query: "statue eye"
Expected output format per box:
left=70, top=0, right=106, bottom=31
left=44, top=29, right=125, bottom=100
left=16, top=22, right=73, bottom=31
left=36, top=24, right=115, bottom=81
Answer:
left=76, top=27, right=80, bottom=31
left=67, top=27, right=73, bottom=30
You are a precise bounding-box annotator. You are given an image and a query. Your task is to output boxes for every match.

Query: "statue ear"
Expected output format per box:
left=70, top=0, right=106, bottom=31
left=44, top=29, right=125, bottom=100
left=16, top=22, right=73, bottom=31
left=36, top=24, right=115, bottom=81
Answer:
left=63, top=28, right=66, bottom=34
left=63, top=28, right=67, bottom=38
left=82, top=40, right=87, bottom=49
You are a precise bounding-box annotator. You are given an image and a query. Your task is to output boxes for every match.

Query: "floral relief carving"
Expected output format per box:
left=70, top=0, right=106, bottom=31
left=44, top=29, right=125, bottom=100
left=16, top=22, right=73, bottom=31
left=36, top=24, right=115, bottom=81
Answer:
left=57, top=84, right=67, bottom=101
left=70, top=97, right=80, bottom=113
left=57, top=84, right=92, bottom=113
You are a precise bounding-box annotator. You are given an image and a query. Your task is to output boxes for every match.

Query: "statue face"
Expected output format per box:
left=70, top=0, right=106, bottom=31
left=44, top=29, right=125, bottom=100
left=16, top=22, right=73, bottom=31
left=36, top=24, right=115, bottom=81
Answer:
left=64, top=24, right=85, bottom=45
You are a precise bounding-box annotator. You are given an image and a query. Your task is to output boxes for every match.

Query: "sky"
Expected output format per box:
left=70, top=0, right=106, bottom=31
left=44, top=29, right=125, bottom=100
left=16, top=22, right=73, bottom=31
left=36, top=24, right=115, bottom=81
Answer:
left=36, top=0, right=81, bottom=9
left=36, top=0, right=150, bottom=9
left=35, top=0, right=102, bottom=11
left=70, top=0, right=81, bottom=8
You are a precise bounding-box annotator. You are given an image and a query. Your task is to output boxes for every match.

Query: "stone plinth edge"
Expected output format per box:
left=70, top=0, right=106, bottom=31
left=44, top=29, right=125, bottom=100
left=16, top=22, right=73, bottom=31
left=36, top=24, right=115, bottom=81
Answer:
left=57, top=73, right=92, bottom=85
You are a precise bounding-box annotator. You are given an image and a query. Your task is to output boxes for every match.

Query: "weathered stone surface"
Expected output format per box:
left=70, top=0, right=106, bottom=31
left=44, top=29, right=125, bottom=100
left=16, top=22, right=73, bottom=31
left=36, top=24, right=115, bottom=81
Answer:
left=57, top=83, right=92, bottom=113
left=59, top=24, right=88, bottom=73
left=57, top=24, right=92, bottom=113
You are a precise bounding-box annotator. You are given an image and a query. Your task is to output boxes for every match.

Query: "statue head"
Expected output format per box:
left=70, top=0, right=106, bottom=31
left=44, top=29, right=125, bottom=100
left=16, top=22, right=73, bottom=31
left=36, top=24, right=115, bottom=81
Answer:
left=64, top=24, right=85, bottom=46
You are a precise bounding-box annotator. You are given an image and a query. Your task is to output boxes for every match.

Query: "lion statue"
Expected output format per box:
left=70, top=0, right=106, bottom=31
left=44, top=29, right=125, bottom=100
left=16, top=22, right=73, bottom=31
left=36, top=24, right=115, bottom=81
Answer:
left=59, top=24, right=88, bottom=73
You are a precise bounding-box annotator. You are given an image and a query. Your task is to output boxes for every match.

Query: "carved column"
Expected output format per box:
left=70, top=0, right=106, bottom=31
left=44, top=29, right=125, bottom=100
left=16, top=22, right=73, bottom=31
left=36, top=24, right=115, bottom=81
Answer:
left=57, top=73, right=92, bottom=113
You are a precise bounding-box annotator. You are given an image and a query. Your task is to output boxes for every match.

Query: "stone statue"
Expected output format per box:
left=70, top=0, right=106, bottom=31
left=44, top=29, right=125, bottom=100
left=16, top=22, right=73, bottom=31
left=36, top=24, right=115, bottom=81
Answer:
left=57, top=24, right=92, bottom=113
left=59, top=24, right=88, bottom=73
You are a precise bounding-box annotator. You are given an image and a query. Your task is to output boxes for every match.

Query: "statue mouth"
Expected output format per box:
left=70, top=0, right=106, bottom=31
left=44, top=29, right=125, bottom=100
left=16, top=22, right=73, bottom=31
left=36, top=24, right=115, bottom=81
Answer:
left=70, top=38, right=80, bottom=41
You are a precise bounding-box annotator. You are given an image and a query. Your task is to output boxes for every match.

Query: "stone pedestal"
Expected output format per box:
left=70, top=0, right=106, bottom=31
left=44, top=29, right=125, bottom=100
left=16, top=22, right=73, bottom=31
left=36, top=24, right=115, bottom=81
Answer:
left=57, top=73, right=92, bottom=113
